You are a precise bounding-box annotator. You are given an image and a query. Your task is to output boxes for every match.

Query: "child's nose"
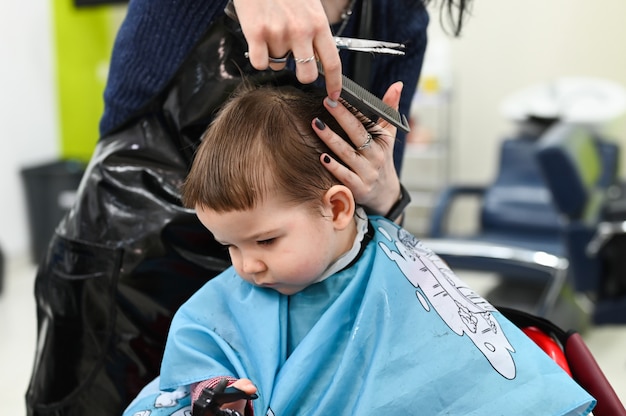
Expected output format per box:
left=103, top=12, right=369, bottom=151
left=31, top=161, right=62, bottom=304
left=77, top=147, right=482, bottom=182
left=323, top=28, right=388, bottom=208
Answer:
left=242, top=256, right=266, bottom=275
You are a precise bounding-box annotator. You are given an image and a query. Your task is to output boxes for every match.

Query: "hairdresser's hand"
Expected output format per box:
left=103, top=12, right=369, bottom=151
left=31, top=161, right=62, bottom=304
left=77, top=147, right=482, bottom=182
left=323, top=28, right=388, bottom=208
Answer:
left=220, top=378, right=257, bottom=415
left=314, top=82, right=404, bottom=217
left=233, top=0, right=342, bottom=101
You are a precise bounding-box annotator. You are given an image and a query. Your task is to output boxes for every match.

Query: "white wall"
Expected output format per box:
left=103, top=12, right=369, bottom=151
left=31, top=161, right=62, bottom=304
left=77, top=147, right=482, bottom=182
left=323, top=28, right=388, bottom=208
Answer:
left=434, top=0, right=626, bottom=183
left=1, top=1, right=59, bottom=258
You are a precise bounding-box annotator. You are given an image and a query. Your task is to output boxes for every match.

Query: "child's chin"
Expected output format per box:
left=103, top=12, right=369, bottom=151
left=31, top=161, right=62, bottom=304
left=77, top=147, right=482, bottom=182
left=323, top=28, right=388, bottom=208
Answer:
left=257, top=282, right=305, bottom=295
left=274, top=286, right=302, bottom=296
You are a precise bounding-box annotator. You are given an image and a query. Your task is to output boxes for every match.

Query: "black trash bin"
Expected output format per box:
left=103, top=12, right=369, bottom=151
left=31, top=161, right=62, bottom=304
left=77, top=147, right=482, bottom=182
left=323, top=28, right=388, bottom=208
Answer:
left=21, top=159, right=86, bottom=264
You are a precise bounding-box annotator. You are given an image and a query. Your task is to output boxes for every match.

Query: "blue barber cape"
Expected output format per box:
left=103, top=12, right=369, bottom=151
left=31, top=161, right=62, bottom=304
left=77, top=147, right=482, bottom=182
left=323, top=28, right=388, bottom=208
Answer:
left=125, top=217, right=595, bottom=416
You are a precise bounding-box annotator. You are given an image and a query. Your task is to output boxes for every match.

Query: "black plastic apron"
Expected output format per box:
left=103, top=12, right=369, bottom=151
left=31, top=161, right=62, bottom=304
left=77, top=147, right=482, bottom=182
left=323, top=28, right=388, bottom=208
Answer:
left=27, top=15, right=254, bottom=416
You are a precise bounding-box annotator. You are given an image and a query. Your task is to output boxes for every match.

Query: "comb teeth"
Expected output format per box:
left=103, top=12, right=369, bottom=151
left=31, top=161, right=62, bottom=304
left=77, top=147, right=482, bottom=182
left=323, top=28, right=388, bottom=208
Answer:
left=318, top=64, right=410, bottom=133
left=340, top=75, right=410, bottom=133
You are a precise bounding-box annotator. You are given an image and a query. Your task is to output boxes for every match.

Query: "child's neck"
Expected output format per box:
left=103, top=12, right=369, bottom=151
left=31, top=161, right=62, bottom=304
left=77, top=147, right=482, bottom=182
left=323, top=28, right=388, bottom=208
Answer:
left=314, top=208, right=368, bottom=284
left=337, top=219, right=359, bottom=256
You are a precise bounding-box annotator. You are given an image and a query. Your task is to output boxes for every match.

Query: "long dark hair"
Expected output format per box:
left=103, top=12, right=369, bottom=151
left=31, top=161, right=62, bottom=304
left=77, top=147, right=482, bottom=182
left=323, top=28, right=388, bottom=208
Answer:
left=424, top=0, right=473, bottom=36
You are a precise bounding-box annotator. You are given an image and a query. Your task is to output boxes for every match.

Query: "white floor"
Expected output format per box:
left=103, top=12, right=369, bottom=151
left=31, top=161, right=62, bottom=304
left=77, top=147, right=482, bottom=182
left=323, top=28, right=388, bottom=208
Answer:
left=0, top=255, right=38, bottom=416
left=1, top=255, right=625, bottom=415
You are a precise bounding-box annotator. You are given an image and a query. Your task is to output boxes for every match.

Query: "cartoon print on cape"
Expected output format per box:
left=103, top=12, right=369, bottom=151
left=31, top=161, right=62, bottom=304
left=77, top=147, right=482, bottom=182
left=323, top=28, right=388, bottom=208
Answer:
left=129, top=386, right=191, bottom=416
left=375, top=218, right=517, bottom=380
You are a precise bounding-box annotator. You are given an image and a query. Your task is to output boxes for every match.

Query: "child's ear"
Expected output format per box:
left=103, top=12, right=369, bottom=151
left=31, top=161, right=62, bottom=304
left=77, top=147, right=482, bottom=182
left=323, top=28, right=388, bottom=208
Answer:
left=323, top=185, right=355, bottom=230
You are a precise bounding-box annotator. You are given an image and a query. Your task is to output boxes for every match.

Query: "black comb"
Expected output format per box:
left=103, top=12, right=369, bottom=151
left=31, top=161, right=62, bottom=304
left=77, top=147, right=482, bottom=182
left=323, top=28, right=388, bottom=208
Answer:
left=319, top=65, right=410, bottom=133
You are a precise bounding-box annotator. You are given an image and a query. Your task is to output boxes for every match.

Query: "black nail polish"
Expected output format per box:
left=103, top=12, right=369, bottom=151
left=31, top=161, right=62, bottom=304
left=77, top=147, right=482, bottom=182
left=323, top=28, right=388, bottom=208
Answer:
left=323, top=155, right=331, bottom=164
left=314, top=118, right=326, bottom=130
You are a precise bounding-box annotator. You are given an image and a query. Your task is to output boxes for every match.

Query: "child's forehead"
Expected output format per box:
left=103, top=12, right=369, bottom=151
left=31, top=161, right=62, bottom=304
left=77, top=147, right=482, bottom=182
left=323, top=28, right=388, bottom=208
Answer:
left=197, top=197, right=320, bottom=240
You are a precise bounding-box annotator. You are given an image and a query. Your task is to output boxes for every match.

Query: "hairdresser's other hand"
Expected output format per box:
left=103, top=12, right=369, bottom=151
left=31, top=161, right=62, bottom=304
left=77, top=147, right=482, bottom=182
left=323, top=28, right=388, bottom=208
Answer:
left=220, top=378, right=257, bottom=415
left=233, top=0, right=342, bottom=101
left=315, top=82, right=403, bottom=218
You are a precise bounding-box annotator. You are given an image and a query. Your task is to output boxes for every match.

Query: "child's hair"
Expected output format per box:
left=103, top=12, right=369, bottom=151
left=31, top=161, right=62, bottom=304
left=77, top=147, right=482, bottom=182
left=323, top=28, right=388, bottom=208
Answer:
left=182, top=76, right=377, bottom=214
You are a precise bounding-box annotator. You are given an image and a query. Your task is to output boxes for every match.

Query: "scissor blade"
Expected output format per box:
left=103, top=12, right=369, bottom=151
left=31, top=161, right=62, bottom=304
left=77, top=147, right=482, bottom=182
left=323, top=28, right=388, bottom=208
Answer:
left=334, top=36, right=405, bottom=53
left=341, top=47, right=406, bottom=55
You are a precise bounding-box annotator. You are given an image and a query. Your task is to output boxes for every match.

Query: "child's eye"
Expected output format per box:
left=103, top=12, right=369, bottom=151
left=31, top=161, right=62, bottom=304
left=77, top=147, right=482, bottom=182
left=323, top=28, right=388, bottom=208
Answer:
left=257, top=238, right=276, bottom=246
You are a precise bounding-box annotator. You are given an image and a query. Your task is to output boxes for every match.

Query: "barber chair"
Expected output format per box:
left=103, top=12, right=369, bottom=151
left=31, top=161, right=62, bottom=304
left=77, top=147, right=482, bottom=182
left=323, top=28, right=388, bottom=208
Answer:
left=424, top=121, right=620, bottom=329
left=585, top=181, right=626, bottom=324
left=503, top=306, right=626, bottom=416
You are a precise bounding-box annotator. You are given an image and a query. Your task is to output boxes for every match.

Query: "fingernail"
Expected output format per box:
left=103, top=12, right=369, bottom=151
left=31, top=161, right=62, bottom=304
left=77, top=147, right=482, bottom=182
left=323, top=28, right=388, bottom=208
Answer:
left=314, top=118, right=326, bottom=130
left=325, top=97, right=338, bottom=108
left=323, top=154, right=331, bottom=164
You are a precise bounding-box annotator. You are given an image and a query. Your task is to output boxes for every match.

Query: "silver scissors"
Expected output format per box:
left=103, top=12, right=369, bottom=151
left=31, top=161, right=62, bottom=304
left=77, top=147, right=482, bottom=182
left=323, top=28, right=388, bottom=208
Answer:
left=334, top=37, right=405, bottom=55
left=245, top=37, right=406, bottom=62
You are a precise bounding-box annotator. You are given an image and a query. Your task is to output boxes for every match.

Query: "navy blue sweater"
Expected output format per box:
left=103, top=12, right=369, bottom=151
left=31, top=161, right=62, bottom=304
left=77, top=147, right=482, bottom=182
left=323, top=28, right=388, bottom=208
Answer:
left=100, top=0, right=429, bottom=164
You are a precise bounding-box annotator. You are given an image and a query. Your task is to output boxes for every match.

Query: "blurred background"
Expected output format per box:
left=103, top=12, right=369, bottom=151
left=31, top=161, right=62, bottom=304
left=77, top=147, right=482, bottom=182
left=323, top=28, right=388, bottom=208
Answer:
left=402, top=1, right=626, bottom=235
left=3, top=0, right=626, bottom=259
left=1, top=0, right=626, bottom=414
left=1, top=0, right=126, bottom=262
